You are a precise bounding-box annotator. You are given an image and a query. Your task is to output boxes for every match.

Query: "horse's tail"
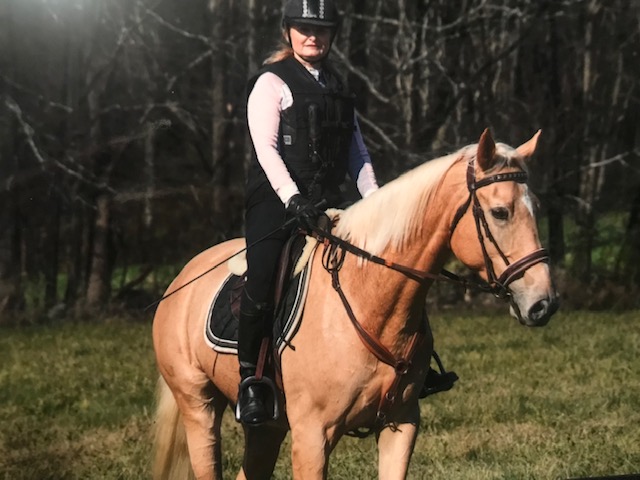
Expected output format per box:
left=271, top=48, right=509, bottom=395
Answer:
left=152, top=376, right=195, bottom=480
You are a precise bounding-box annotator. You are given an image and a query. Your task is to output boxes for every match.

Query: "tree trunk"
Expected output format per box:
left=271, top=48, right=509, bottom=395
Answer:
left=347, top=0, right=369, bottom=113
left=43, top=182, right=60, bottom=309
left=65, top=199, right=85, bottom=308
left=0, top=182, right=23, bottom=315
left=85, top=193, right=112, bottom=308
left=616, top=187, right=640, bottom=285
left=573, top=0, right=603, bottom=280
left=80, top=11, right=111, bottom=311
left=244, top=0, right=257, bottom=174
left=144, top=122, right=156, bottom=229
left=0, top=1, right=24, bottom=315
left=546, top=7, right=566, bottom=266
left=209, top=0, right=231, bottom=223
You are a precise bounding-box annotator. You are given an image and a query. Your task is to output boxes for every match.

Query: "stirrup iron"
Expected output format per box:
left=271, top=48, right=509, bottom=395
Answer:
left=235, top=375, right=280, bottom=423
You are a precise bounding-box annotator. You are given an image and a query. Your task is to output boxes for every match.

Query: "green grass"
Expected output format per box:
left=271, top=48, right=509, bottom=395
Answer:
left=0, top=319, right=156, bottom=480
left=1, top=311, right=639, bottom=479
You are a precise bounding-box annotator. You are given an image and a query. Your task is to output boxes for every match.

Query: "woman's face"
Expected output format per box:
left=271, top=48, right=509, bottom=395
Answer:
left=288, top=24, right=333, bottom=67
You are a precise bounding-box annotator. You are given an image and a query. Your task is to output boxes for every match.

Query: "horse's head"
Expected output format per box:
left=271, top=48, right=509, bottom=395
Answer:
left=449, top=129, right=559, bottom=326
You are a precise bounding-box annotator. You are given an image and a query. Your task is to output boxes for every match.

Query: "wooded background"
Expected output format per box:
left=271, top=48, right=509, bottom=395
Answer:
left=1, top=0, right=638, bottom=318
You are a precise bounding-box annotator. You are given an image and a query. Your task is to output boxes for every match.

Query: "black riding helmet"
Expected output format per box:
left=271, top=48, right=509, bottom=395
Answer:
left=282, top=0, right=340, bottom=30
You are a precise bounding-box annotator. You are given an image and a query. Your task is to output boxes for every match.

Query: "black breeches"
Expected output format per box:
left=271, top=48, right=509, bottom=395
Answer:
left=243, top=198, right=292, bottom=306
left=238, top=197, right=293, bottom=367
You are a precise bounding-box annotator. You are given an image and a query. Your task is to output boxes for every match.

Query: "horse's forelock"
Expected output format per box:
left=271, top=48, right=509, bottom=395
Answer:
left=490, top=143, right=528, bottom=173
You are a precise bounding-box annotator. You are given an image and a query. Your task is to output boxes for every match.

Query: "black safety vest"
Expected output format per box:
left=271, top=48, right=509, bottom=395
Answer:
left=245, top=57, right=355, bottom=208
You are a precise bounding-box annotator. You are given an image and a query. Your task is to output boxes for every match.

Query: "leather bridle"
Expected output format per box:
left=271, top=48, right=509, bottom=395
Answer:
left=449, top=157, right=550, bottom=300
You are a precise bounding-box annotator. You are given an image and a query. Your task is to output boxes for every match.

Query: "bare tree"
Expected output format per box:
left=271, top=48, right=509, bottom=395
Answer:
left=0, top=2, right=23, bottom=315
left=2, top=0, right=639, bottom=317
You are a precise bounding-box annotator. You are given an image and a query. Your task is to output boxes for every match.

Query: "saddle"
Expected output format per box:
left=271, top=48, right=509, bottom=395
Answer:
left=230, top=231, right=309, bottom=321
left=205, top=231, right=313, bottom=348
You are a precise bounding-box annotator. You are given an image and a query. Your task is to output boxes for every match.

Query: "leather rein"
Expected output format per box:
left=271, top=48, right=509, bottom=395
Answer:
left=312, top=156, right=549, bottom=434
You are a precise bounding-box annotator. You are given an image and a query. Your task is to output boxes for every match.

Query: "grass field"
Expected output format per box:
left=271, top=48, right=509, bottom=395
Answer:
left=1, top=309, right=639, bottom=479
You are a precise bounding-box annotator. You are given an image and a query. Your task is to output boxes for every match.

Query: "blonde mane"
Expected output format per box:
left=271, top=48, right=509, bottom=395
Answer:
left=334, top=142, right=525, bottom=256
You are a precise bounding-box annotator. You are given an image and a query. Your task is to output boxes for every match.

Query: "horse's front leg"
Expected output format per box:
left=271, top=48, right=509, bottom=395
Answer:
left=376, top=402, right=420, bottom=480
left=289, top=414, right=336, bottom=479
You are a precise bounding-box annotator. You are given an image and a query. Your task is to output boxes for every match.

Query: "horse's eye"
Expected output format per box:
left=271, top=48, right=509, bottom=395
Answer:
left=491, top=207, right=509, bottom=221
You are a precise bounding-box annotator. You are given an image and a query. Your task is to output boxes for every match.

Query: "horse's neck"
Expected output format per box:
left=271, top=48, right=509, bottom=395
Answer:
left=342, top=215, right=452, bottom=347
left=342, top=163, right=467, bottom=344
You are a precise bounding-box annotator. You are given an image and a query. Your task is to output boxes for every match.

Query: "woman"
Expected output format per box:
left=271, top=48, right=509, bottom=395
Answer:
left=238, top=0, right=456, bottom=426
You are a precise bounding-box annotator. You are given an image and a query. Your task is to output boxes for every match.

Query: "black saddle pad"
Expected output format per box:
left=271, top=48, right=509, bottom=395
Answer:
left=204, top=263, right=312, bottom=356
left=204, top=274, right=243, bottom=353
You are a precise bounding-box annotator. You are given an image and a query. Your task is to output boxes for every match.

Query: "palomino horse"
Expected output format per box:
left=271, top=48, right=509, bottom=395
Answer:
left=152, top=129, right=559, bottom=480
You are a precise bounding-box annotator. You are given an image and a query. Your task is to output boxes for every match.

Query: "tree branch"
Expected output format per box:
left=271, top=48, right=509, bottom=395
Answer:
left=4, top=96, right=114, bottom=193
left=332, top=46, right=391, bottom=104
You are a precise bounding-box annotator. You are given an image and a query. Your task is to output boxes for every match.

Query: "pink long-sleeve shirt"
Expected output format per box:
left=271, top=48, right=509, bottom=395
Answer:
left=247, top=67, right=379, bottom=205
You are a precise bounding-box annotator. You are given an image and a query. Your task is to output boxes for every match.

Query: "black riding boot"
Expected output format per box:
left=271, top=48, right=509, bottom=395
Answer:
left=419, top=351, right=459, bottom=398
left=237, top=364, right=269, bottom=426
left=237, top=293, right=272, bottom=426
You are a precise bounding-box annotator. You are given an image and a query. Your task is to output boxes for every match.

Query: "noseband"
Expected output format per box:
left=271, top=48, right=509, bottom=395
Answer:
left=449, top=157, right=550, bottom=299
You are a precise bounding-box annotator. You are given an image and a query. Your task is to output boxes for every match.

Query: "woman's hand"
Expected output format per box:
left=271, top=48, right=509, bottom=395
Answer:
left=286, top=195, right=325, bottom=231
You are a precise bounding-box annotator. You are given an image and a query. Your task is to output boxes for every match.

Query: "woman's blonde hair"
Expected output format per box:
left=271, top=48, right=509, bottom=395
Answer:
left=263, top=45, right=294, bottom=65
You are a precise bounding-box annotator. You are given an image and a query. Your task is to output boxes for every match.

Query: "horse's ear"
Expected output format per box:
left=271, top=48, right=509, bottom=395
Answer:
left=477, top=128, right=496, bottom=171
left=516, top=130, right=542, bottom=158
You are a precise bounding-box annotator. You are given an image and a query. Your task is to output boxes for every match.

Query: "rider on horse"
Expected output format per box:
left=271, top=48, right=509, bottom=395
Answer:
left=237, top=0, right=457, bottom=426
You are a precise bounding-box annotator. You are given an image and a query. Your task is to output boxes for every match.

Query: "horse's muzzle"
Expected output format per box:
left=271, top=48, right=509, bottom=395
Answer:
left=516, top=295, right=560, bottom=327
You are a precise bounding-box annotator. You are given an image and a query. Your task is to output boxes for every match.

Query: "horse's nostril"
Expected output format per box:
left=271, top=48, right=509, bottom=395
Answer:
left=528, top=296, right=559, bottom=325
left=530, top=299, right=547, bottom=317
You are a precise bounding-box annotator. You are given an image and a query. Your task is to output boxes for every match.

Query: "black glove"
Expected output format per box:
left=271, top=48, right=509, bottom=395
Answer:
left=286, top=194, right=324, bottom=231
